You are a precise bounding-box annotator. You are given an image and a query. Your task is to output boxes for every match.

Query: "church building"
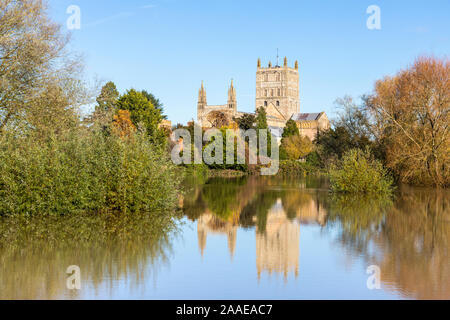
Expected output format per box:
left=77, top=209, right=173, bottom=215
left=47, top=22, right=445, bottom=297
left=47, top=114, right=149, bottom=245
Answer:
left=196, top=57, right=330, bottom=141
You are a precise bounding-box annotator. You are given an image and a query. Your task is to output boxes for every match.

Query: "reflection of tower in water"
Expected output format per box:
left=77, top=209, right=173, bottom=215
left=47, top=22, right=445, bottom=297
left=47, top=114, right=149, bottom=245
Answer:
left=195, top=190, right=327, bottom=281
left=197, top=213, right=238, bottom=260
left=256, top=199, right=300, bottom=281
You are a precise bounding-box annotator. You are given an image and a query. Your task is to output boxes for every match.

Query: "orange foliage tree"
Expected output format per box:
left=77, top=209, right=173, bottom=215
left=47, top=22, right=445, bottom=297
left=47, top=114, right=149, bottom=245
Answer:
left=112, top=110, right=136, bottom=138
left=366, top=57, right=449, bottom=187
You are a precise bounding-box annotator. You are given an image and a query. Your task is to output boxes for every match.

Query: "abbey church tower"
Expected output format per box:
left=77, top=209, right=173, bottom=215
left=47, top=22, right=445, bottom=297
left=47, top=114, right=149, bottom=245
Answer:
left=255, top=57, right=300, bottom=125
left=196, top=57, right=328, bottom=140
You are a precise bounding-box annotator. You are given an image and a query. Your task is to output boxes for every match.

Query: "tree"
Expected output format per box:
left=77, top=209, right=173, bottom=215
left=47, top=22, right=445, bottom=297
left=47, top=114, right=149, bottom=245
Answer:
left=255, top=107, right=272, bottom=156
left=95, top=82, right=119, bottom=114
left=334, top=96, right=373, bottom=143
left=314, top=96, right=385, bottom=166
left=282, top=119, right=299, bottom=139
left=255, top=107, right=269, bottom=130
left=91, top=81, right=119, bottom=127
left=206, top=111, right=229, bottom=128
left=315, top=126, right=354, bottom=164
left=234, top=113, right=255, bottom=130
left=116, top=89, right=165, bottom=145
left=280, top=119, right=300, bottom=160
left=141, top=90, right=167, bottom=120
left=281, top=135, right=313, bottom=160
left=112, top=110, right=136, bottom=138
left=366, top=56, right=449, bottom=187
left=329, top=148, right=394, bottom=195
left=0, top=0, right=87, bottom=135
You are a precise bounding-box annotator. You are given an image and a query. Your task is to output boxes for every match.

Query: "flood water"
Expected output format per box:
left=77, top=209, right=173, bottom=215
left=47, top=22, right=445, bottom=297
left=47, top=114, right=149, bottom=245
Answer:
left=0, top=176, right=449, bottom=300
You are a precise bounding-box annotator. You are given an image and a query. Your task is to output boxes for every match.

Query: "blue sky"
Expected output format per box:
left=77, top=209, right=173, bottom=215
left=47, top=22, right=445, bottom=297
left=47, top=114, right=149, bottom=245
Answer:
left=49, top=0, right=450, bottom=124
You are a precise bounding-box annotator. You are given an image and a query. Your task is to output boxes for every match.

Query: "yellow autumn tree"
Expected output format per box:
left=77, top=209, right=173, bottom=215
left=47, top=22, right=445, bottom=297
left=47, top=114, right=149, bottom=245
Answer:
left=282, top=135, right=313, bottom=160
left=112, top=110, right=136, bottom=138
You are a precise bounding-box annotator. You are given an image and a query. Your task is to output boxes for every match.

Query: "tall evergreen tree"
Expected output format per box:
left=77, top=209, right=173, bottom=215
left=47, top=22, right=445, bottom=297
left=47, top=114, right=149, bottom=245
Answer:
left=282, top=119, right=299, bottom=139
left=96, top=82, right=119, bottom=114
left=255, top=107, right=272, bottom=157
left=141, top=90, right=167, bottom=120
left=255, top=107, right=269, bottom=130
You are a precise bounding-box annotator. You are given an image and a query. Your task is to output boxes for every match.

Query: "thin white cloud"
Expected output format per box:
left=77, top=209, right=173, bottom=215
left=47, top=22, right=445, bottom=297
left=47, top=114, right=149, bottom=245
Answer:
left=83, top=4, right=157, bottom=29
left=404, top=26, right=430, bottom=34
left=84, top=11, right=135, bottom=28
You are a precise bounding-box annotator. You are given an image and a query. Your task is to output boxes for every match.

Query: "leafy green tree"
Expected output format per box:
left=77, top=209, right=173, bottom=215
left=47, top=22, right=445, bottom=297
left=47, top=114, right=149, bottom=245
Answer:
left=255, top=107, right=272, bottom=157
left=255, top=107, right=268, bottom=130
left=203, top=127, right=247, bottom=171
left=116, top=89, right=165, bottom=145
left=233, top=113, right=255, bottom=130
left=315, top=126, right=354, bottom=164
left=282, top=119, right=299, bottom=139
left=141, top=90, right=167, bottom=120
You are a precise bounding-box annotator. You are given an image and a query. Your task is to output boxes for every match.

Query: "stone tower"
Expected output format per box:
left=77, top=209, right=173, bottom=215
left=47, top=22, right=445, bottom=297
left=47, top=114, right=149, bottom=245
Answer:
left=255, top=57, right=300, bottom=122
left=227, top=79, right=237, bottom=111
left=197, top=81, right=207, bottom=123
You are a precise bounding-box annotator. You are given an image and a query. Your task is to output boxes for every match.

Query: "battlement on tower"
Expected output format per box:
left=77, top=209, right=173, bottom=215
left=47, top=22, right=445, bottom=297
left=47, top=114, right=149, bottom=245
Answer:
left=255, top=57, right=300, bottom=122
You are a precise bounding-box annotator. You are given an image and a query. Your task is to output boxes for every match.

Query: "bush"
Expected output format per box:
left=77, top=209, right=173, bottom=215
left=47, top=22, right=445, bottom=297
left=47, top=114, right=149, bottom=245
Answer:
left=0, top=127, right=181, bottom=216
left=278, top=160, right=313, bottom=176
left=329, top=148, right=394, bottom=195
left=280, top=135, right=313, bottom=160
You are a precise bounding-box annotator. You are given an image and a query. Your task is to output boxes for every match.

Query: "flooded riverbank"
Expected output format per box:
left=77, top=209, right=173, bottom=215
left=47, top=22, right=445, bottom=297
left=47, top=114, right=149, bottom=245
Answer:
left=0, top=176, right=448, bottom=299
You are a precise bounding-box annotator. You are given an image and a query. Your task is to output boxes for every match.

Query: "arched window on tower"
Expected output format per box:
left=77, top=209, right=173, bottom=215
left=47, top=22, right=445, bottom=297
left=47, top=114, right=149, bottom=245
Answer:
left=277, top=88, right=281, bottom=96
left=264, top=101, right=268, bottom=107
left=265, top=89, right=268, bottom=97
left=276, top=101, right=280, bottom=107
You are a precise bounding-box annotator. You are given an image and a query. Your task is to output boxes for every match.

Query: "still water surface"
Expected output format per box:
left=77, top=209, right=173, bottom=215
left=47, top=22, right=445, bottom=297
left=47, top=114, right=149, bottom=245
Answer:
left=0, top=176, right=449, bottom=299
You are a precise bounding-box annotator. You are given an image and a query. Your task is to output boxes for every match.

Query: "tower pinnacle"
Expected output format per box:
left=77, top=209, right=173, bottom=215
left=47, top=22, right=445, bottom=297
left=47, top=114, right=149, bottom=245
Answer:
left=276, top=48, right=279, bottom=66
left=198, top=81, right=207, bottom=106
left=227, top=79, right=237, bottom=110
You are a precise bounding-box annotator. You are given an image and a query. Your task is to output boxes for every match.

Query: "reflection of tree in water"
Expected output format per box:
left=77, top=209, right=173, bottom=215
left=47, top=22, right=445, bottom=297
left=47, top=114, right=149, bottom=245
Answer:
left=326, top=195, right=391, bottom=255
left=184, top=176, right=328, bottom=232
left=375, top=187, right=450, bottom=299
left=241, top=190, right=280, bottom=233
left=327, top=187, right=450, bottom=299
left=0, top=211, right=176, bottom=299
left=182, top=182, right=207, bottom=222
left=202, top=177, right=249, bottom=220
